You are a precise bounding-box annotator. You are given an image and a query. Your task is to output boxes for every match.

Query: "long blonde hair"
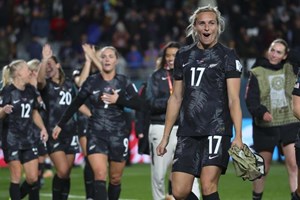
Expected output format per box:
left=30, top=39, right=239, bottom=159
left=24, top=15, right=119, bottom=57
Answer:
left=2, top=60, right=26, bottom=88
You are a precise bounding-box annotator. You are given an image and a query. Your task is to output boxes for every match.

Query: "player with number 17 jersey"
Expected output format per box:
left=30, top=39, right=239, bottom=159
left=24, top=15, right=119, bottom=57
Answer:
left=173, top=42, right=242, bottom=137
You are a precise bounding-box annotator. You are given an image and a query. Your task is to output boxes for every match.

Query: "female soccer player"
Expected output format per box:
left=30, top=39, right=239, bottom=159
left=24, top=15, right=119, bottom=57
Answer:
left=52, top=45, right=142, bottom=200
left=0, top=60, right=48, bottom=200
left=157, top=5, right=243, bottom=200
left=71, top=45, right=102, bottom=199
left=37, top=44, right=79, bottom=200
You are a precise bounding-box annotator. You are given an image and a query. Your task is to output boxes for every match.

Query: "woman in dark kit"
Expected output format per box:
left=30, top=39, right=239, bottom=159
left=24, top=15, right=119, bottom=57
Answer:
left=52, top=45, right=143, bottom=200
left=37, top=44, right=80, bottom=200
left=0, top=60, right=48, bottom=200
left=157, top=5, right=243, bottom=200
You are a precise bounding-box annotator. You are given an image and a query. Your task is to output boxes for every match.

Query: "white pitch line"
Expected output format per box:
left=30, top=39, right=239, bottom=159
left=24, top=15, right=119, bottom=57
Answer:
left=40, top=193, right=138, bottom=200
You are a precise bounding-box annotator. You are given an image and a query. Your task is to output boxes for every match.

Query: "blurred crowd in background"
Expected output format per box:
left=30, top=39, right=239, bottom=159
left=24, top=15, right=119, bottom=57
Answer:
left=0, top=0, right=300, bottom=80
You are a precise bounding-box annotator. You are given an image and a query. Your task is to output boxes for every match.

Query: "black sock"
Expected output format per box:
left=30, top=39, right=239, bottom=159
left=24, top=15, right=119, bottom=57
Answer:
left=186, top=191, right=198, bottom=200
left=253, top=191, right=263, bottom=200
left=28, top=181, right=40, bottom=200
left=20, top=180, right=31, bottom=198
left=94, top=180, right=107, bottom=200
left=61, top=178, right=70, bottom=200
left=292, top=192, right=300, bottom=200
left=52, top=174, right=63, bottom=200
left=202, top=192, right=219, bottom=200
left=108, top=183, right=121, bottom=200
left=168, top=180, right=172, bottom=195
left=9, top=182, right=20, bottom=200
left=38, top=162, right=45, bottom=188
left=84, top=157, right=94, bottom=199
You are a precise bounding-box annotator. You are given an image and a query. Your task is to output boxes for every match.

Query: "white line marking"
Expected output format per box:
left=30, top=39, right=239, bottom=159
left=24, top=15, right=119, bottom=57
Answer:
left=40, top=193, right=138, bottom=200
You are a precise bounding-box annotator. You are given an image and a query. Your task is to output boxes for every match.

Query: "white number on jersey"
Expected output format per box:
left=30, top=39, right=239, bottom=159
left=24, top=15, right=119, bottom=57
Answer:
left=21, top=103, right=31, bottom=118
left=59, top=91, right=72, bottom=105
left=190, top=67, right=205, bottom=86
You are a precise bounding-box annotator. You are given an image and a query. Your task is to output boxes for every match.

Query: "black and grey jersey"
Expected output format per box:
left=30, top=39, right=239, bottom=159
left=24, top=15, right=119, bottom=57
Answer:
left=58, top=73, right=139, bottom=136
left=174, top=42, right=242, bottom=137
left=293, top=71, right=300, bottom=96
left=40, top=78, right=76, bottom=136
left=80, top=73, right=137, bottom=133
left=146, top=68, right=174, bottom=124
left=0, top=84, right=39, bottom=149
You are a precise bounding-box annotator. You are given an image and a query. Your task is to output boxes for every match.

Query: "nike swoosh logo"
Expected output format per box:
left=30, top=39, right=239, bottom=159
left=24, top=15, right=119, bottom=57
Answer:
left=93, top=90, right=101, bottom=95
left=115, top=89, right=121, bottom=93
left=12, top=151, right=18, bottom=156
left=173, top=158, right=178, bottom=165
left=54, top=87, right=60, bottom=90
left=89, top=145, right=96, bottom=150
left=161, top=77, right=168, bottom=80
left=53, top=143, right=60, bottom=148
left=13, top=100, right=20, bottom=104
left=208, top=155, right=219, bottom=160
left=182, top=62, right=189, bottom=67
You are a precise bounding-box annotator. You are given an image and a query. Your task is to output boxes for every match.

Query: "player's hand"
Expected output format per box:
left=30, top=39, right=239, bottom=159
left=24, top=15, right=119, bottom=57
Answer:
left=2, top=104, right=13, bottom=114
left=42, top=44, right=53, bottom=61
left=52, top=125, right=62, bottom=140
left=156, top=137, right=169, bottom=156
left=82, top=43, right=94, bottom=59
left=231, top=136, right=243, bottom=149
left=101, top=90, right=119, bottom=104
left=40, top=128, right=48, bottom=142
left=263, top=112, right=273, bottom=122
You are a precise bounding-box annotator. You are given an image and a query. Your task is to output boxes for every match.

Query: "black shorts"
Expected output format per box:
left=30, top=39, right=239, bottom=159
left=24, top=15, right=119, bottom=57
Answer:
left=37, top=141, right=47, bottom=156
left=253, top=123, right=299, bottom=152
left=172, top=135, right=231, bottom=178
left=77, top=115, right=88, bottom=138
left=4, top=147, right=38, bottom=164
left=47, top=135, right=80, bottom=155
left=87, top=130, right=129, bottom=162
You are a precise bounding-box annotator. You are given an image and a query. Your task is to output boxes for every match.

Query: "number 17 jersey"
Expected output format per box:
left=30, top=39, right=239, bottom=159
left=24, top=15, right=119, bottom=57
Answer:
left=173, top=42, right=242, bottom=137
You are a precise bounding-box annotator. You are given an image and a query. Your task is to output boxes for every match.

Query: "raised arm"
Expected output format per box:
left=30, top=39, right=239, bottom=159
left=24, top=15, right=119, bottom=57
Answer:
left=76, top=45, right=94, bottom=87
left=82, top=43, right=102, bottom=72
left=37, top=44, right=53, bottom=90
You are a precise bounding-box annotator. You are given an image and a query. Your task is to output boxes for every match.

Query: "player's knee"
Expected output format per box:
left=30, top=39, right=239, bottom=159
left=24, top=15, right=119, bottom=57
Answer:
left=172, top=185, right=190, bottom=200
left=94, top=169, right=107, bottom=180
left=25, top=175, right=38, bottom=184
left=110, top=174, right=122, bottom=185
left=56, top=169, right=71, bottom=179
left=201, top=182, right=217, bottom=196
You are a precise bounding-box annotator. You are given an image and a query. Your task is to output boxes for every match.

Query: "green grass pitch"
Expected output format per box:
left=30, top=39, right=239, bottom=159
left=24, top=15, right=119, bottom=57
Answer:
left=0, top=162, right=291, bottom=199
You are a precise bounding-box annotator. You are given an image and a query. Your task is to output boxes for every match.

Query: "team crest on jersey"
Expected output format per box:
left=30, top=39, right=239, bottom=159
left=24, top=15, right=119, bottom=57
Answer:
left=295, top=82, right=300, bottom=89
left=235, top=60, right=243, bottom=72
